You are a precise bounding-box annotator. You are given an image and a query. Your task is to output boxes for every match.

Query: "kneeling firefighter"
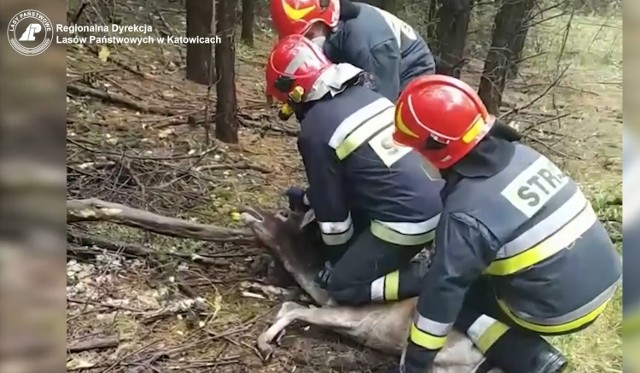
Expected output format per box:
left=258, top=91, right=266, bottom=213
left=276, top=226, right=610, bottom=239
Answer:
left=265, top=34, right=444, bottom=306
left=391, top=75, right=622, bottom=373
left=270, top=0, right=435, bottom=114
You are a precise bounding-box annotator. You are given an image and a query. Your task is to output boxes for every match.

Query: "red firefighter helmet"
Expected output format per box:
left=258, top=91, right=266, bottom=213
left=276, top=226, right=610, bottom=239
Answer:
left=265, top=34, right=333, bottom=103
left=392, top=75, right=495, bottom=169
left=271, top=0, right=340, bottom=38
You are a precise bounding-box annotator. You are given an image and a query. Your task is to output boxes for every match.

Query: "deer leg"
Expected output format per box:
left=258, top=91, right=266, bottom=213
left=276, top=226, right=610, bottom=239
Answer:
left=257, top=301, right=370, bottom=359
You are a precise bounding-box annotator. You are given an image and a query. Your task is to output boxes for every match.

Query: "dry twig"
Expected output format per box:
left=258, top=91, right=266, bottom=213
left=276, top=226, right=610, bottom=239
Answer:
left=500, top=63, right=571, bottom=119
left=196, top=161, right=272, bottom=173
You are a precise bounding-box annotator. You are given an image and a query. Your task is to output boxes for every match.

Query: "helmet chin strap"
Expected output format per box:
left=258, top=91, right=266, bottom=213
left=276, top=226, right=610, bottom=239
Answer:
left=310, top=36, right=327, bottom=48
left=281, top=63, right=362, bottom=122
left=330, top=0, right=340, bottom=26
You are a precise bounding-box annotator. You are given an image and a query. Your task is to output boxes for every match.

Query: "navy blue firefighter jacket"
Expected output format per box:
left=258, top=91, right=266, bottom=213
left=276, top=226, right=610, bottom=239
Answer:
left=297, top=83, right=443, bottom=248
left=323, top=0, right=436, bottom=101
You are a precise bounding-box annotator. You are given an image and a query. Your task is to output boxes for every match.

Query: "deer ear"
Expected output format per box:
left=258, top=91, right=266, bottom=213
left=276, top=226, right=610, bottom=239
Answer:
left=300, top=209, right=316, bottom=228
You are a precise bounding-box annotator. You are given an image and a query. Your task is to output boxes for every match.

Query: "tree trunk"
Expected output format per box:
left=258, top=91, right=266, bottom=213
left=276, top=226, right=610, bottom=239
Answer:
left=477, top=0, right=535, bottom=115
left=507, top=9, right=533, bottom=79
left=215, top=0, right=239, bottom=143
left=382, top=0, right=397, bottom=14
left=241, top=0, right=255, bottom=46
left=433, top=0, right=473, bottom=78
left=426, top=0, right=438, bottom=42
left=185, top=0, right=215, bottom=85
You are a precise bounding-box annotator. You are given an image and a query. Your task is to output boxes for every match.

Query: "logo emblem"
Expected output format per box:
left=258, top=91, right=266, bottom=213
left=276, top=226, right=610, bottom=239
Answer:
left=381, top=137, right=398, bottom=154
left=7, top=10, right=53, bottom=56
left=394, top=102, right=419, bottom=138
left=283, top=2, right=316, bottom=20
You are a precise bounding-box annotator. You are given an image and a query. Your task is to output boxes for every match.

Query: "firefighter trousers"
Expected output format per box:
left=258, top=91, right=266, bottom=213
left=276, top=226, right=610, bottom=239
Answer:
left=454, top=276, right=597, bottom=338
left=450, top=276, right=596, bottom=372
left=325, top=228, right=431, bottom=306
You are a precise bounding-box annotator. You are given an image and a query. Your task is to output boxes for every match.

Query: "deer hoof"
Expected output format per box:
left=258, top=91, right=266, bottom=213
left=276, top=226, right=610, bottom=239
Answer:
left=275, top=328, right=287, bottom=346
left=257, top=335, right=275, bottom=361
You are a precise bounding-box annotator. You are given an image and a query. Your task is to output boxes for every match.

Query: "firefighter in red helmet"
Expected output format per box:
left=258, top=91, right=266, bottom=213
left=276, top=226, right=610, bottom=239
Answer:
left=269, top=0, right=436, bottom=103
left=270, top=0, right=341, bottom=37
left=266, top=35, right=444, bottom=308
left=390, top=75, right=621, bottom=373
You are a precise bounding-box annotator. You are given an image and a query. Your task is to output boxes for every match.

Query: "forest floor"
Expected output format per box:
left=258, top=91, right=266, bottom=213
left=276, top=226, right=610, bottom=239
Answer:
left=66, top=1, right=622, bottom=372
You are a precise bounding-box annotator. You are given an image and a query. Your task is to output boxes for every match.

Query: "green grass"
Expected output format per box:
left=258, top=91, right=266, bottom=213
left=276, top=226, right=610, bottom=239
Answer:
left=530, top=15, right=620, bottom=63
left=550, top=289, right=622, bottom=372
left=547, top=190, right=622, bottom=372
left=523, top=12, right=622, bottom=89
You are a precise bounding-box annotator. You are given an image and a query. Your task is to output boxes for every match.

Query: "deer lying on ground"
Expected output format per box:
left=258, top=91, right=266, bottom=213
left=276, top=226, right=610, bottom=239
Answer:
left=240, top=206, right=501, bottom=373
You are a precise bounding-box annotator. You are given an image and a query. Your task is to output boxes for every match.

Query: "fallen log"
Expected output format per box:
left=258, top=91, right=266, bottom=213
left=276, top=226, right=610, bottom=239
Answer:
left=68, top=232, right=153, bottom=258
left=67, top=336, right=119, bottom=353
left=67, top=83, right=174, bottom=115
left=67, top=198, right=255, bottom=243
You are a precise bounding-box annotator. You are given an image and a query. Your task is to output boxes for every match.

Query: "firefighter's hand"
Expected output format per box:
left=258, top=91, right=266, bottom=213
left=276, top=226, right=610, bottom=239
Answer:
left=278, top=103, right=294, bottom=121
left=284, top=186, right=308, bottom=212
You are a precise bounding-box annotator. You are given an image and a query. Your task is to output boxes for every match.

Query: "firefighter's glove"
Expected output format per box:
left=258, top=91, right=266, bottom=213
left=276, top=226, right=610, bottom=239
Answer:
left=284, top=186, right=309, bottom=212
left=278, top=103, right=294, bottom=121
left=314, top=261, right=334, bottom=289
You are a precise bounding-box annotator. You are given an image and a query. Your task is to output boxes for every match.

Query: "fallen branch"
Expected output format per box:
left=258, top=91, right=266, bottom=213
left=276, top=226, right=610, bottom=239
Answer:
left=238, top=116, right=299, bottom=137
left=84, top=42, right=170, bottom=85
left=67, top=198, right=255, bottom=243
left=166, top=357, right=240, bottom=370
left=67, top=336, right=119, bottom=353
left=179, top=111, right=299, bottom=137
left=67, top=83, right=175, bottom=116
left=195, top=161, right=272, bottom=174
left=207, top=323, right=254, bottom=340
left=100, top=339, right=162, bottom=373
left=154, top=5, right=179, bottom=36
left=238, top=56, right=266, bottom=66
left=67, top=232, right=249, bottom=264
left=175, top=272, right=199, bottom=298
left=67, top=232, right=155, bottom=258
left=67, top=298, right=145, bottom=313
left=123, top=336, right=236, bottom=370
left=67, top=136, right=218, bottom=161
